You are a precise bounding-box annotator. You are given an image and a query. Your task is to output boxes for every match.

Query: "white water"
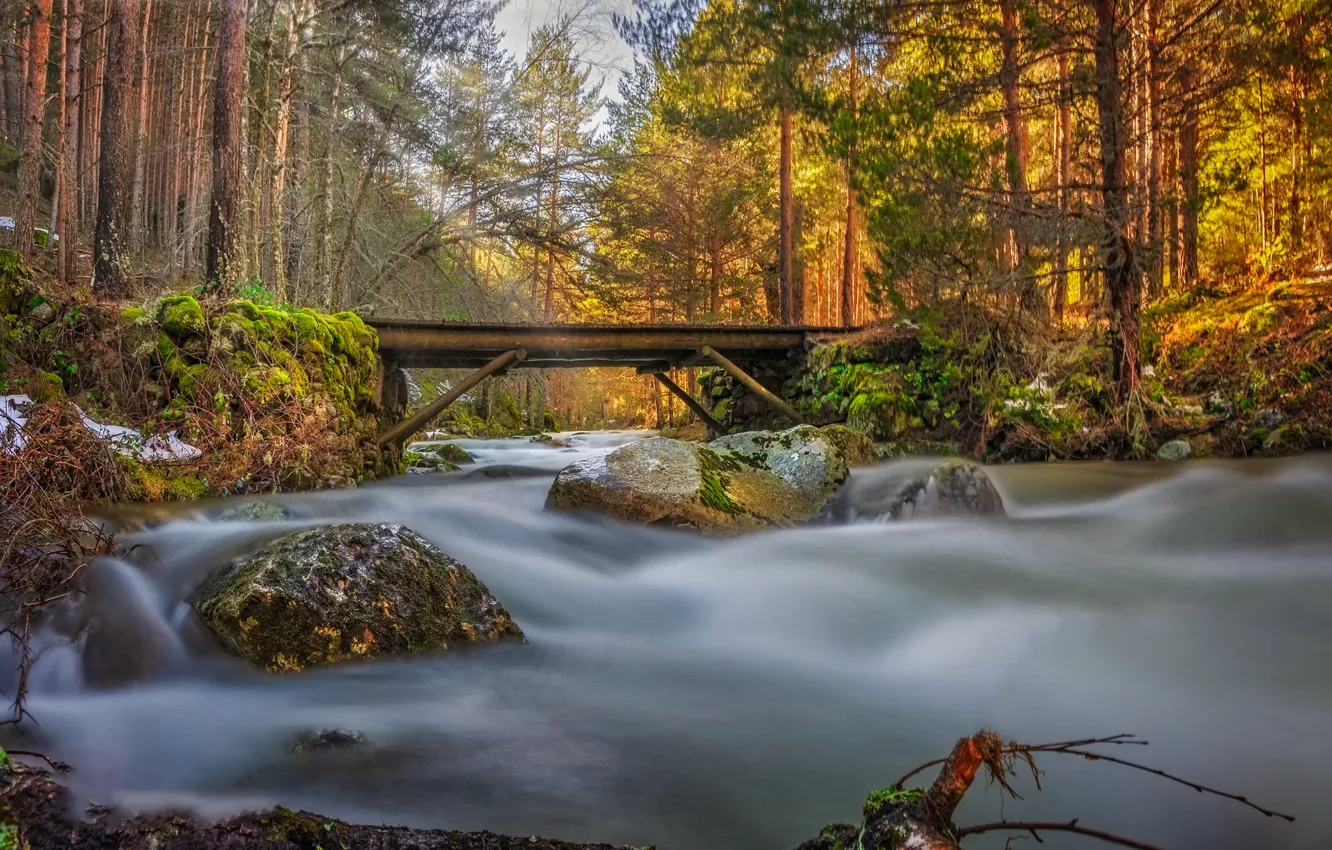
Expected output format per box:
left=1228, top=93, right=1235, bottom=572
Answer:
left=5, top=433, right=1331, bottom=849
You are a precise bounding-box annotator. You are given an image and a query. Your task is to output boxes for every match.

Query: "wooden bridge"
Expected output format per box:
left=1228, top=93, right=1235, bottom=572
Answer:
left=368, top=320, right=855, bottom=447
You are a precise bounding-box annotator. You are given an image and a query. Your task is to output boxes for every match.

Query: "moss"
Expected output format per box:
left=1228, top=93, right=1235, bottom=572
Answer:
left=712, top=396, right=731, bottom=422
left=1241, top=302, right=1283, bottom=335
left=165, top=475, right=209, bottom=501
left=0, top=141, right=18, bottom=174
left=695, top=447, right=744, bottom=515
left=28, top=371, right=64, bottom=403
left=862, top=786, right=922, bottom=820
left=117, top=306, right=147, bottom=327
left=0, top=249, right=32, bottom=314
left=157, top=295, right=207, bottom=337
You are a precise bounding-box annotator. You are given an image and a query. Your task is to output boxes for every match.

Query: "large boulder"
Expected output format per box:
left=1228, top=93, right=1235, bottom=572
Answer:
left=873, top=460, right=1006, bottom=521
left=193, top=523, right=523, bottom=672
left=545, top=425, right=851, bottom=534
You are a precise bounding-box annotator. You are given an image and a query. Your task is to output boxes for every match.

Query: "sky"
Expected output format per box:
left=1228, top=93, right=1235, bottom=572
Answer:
left=495, top=0, right=639, bottom=110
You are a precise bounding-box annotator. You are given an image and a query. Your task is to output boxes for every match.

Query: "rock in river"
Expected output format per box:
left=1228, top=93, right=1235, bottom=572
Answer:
left=841, top=459, right=1006, bottom=522
left=193, top=523, right=523, bottom=672
left=545, top=425, right=851, bottom=533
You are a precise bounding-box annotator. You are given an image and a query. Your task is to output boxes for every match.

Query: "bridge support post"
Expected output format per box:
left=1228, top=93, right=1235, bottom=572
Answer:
left=377, top=348, right=527, bottom=447
left=650, top=371, right=726, bottom=436
left=699, top=345, right=804, bottom=425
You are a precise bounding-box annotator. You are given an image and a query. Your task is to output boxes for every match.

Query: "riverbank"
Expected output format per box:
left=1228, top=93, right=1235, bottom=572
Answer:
left=702, top=274, right=1332, bottom=462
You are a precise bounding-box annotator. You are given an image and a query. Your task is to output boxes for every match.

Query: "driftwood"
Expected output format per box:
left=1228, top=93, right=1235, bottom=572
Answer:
left=798, top=730, right=1294, bottom=850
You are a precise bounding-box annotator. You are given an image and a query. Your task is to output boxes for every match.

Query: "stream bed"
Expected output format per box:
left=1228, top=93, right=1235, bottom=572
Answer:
left=5, top=432, right=1331, bottom=849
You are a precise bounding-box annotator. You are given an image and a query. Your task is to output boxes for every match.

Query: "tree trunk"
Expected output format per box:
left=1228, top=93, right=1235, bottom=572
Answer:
left=840, top=27, right=858, bottom=328
left=267, top=0, right=304, bottom=302
left=1144, top=0, right=1163, bottom=298
left=1054, top=0, right=1072, bottom=320
left=128, top=0, right=151, bottom=247
left=312, top=44, right=344, bottom=305
left=778, top=106, right=795, bottom=325
left=93, top=0, right=138, bottom=292
left=58, top=0, right=79, bottom=282
left=1289, top=74, right=1300, bottom=250
left=206, top=0, right=247, bottom=289
left=1090, top=0, right=1141, bottom=403
left=998, top=0, right=1030, bottom=269
left=47, top=0, right=63, bottom=254
left=543, top=118, right=562, bottom=320
left=17, top=0, right=53, bottom=261
left=0, top=2, right=20, bottom=141
left=1179, top=67, right=1199, bottom=289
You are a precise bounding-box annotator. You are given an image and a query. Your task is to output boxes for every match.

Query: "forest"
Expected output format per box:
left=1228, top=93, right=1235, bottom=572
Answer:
left=0, top=0, right=1325, bottom=439
left=1, top=3, right=1329, bottom=849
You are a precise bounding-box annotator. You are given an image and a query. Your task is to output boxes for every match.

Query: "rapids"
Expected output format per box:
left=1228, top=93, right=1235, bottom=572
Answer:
left=4, top=432, right=1330, bottom=849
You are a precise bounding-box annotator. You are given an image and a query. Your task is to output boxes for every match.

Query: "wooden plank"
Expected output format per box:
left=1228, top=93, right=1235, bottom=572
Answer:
left=369, top=323, right=818, bottom=368
left=699, top=345, right=804, bottom=424
left=652, top=372, right=726, bottom=435
left=377, top=348, right=526, bottom=447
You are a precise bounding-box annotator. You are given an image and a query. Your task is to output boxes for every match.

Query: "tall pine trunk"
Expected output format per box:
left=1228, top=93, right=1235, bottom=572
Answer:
left=128, top=0, right=151, bottom=247
left=778, top=106, right=794, bottom=324
left=1054, top=0, right=1072, bottom=320
left=94, top=0, right=138, bottom=291
left=998, top=0, right=1030, bottom=270
left=1178, top=65, right=1199, bottom=289
left=1144, top=0, right=1163, bottom=297
left=59, top=0, right=79, bottom=282
left=206, top=0, right=247, bottom=288
left=1090, top=0, right=1141, bottom=403
left=841, top=30, right=858, bottom=328
left=267, top=0, right=303, bottom=301
left=17, top=0, right=53, bottom=261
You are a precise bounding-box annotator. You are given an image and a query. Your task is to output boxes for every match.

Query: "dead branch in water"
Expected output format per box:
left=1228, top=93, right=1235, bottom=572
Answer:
left=956, top=819, right=1164, bottom=849
left=833, top=729, right=1296, bottom=850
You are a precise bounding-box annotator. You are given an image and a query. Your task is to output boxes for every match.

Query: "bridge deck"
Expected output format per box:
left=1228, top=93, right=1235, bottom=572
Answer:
left=367, top=319, right=851, bottom=369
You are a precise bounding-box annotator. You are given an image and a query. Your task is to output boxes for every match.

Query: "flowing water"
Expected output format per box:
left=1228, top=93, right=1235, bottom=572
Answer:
left=5, top=433, right=1332, bottom=849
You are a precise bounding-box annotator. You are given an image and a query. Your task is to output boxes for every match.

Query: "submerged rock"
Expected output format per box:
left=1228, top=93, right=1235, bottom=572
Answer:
left=532, top=433, right=571, bottom=448
left=545, top=426, right=851, bottom=534
left=193, top=523, right=523, bottom=672
left=864, top=460, right=1006, bottom=521
left=217, top=500, right=289, bottom=522
left=288, top=728, right=368, bottom=753
left=1157, top=439, right=1192, bottom=462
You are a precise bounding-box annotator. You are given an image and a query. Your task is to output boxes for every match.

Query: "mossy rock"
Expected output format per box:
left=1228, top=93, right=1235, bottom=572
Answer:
left=546, top=426, right=853, bottom=534
left=28, top=371, right=64, bottom=403
left=157, top=295, right=207, bottom=337
left=193, top=523, right=524, bottom=672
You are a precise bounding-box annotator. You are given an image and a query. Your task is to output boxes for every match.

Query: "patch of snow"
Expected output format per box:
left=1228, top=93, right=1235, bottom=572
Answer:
left=1, top=394, right=200, bottom=461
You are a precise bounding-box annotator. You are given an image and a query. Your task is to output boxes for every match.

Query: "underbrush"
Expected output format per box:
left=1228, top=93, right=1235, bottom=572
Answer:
left=0, top=403, right=120, bottom=722
left=1, top=253, right=396, bottom=498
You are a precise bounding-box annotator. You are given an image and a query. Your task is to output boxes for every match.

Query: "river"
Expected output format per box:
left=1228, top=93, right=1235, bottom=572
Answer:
left=5, top=432, right=1331, bottom=849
